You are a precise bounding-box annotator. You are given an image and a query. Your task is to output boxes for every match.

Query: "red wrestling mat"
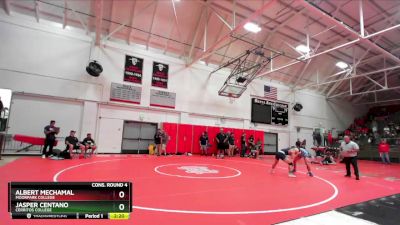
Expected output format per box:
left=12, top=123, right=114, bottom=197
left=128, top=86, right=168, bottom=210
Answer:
left=1, top=155, right=400, bottom=225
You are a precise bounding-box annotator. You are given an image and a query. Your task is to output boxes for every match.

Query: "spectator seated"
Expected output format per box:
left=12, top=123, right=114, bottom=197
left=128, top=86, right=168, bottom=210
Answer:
left=82, top=133, right=97, bottom=158
left=64, top=130, right=85, bottom=159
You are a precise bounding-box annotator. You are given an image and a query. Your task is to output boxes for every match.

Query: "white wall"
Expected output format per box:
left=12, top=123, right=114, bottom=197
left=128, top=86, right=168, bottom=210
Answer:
left=0, top=12, right=368, bottom=152
left=8, top=94, right=83, bottom=138
left=0, top=88, right=12, bottom=109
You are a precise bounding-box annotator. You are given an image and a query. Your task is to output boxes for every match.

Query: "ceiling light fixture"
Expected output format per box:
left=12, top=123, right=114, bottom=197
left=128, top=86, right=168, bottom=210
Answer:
left=295, top=44, right=310, bottom=54
left=244, top=22, right=261, bottom=33
left=336, top=61, right=348, bottom=69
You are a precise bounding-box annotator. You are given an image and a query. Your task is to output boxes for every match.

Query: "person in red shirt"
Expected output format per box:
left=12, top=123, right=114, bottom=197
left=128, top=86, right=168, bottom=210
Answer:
left=378, top=139, right=390, bottom=164
left=327, top=131, right=333, bottom=146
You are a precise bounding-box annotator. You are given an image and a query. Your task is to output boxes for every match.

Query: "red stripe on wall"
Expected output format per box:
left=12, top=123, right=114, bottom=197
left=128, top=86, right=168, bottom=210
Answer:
left=150, top=104, right=175, bottom=109
left=110, top=98, right=140, bottom=104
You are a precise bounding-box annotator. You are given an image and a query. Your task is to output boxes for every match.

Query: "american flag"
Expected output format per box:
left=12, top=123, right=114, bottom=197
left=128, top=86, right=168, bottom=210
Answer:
left=264, top=85, right=277, bottom=100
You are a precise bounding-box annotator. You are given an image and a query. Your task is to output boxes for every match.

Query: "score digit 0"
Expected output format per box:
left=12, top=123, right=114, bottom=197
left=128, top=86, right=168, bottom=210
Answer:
left=119, top=191, right=125, bottom=198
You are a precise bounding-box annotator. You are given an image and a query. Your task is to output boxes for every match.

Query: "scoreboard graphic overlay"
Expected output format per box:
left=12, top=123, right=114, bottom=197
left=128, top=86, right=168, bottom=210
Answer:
left=9, top=182, right=132, bottom=220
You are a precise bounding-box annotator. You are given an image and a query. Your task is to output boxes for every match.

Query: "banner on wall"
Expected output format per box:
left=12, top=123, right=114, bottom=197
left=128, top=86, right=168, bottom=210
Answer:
left=110, top=82, right=141, bottom=104
left=124, top=55, right=143, bottom=84
left=152, top=61, right=169, bottom=88
left=150, top=89, right=176, bottom=109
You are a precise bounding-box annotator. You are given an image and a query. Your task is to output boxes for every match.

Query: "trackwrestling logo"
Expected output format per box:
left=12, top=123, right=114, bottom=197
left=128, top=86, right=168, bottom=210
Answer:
left=177, top=166, right=219, bottom=175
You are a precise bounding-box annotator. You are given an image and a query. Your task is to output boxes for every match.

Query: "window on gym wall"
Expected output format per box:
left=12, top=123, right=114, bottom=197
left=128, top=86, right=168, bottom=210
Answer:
left=121, top=121, right=157, bottom=154
left=264, top=132, right=278, bottom=154
left=2, top=93, right=83, bottom=155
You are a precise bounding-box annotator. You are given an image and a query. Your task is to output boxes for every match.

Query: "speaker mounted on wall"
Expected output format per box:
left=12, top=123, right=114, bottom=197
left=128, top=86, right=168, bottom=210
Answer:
left=293, top=103, right=303, bottom=112
left=86, top=60, right=103, bottom=77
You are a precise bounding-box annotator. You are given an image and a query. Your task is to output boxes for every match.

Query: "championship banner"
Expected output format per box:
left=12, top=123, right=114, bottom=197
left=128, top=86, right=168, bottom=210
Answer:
left=150, top=89, right=176, bottom=109
left=124, top=55, right=143, bottom=84
left=110, top=83, right=142, bottom=104
left=151, top=61, right=169, bottom=88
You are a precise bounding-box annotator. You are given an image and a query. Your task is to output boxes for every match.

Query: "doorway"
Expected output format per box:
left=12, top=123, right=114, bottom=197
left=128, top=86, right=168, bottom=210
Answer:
left=264, top=132, right=278, bottom=154
left=121, top=121, right=157, bottom=154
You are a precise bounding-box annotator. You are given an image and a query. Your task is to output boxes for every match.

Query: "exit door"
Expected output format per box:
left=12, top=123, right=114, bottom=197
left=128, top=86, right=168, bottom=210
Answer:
left=121, top=121, right=157, bottom=154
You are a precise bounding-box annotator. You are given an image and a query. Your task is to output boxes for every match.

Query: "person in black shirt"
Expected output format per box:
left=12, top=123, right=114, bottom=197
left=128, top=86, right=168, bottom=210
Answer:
left=316, top=132, right=322, bottom=146
left=295, top=139, right=301, bottom=148
left=160, top=129, right=168, bottom=155
left=0, top=97, right=3, bottom=131
left=65, top=130, right=84, bottom=159
left=301, top=139, right=306, bottom=148
left=0, top=97, right=3, bottom=117
left=154, top=129, right=168, bottom=156
left=271, top=147, right=298, bottom=177
left=251, top=139, right=262, bottom=159
left=216, top=128, right=228, bottom=159
left=199, top=131, right=209, bottom=156
left=228, top=132, right=235, bottom=157
left=154, top=129, right=162, bottom=156
left=42, top=120, right=59, bottom=158
left=82, top=133, right=97, bottom=157
left=240, top=133, right=247, bottom=157
left=248, top=135, right=255, bottom=157
left=0, top=97, right=3, bottom=115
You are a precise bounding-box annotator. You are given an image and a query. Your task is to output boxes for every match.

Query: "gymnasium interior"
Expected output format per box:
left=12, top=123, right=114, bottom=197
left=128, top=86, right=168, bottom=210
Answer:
left=0, top=0, right=400, bottom=224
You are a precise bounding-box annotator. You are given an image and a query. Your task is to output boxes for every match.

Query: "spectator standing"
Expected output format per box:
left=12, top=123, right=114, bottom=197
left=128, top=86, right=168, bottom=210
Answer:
left=228, top=132, right=235, bottom=157
left=252, top=139, right=262, bottom=159
left=42, top=120, right=59, bottom=158
left=161, top=129, right=168, bottom=155
left=315, top=132, right=322, bottom=146
left=248, top=135, right=255, bottom=157
left=240, top=133, right=247, bottom=157
left=154, top=129, right=163, bottom=156
left=0, top=97, right=3, bottom=114
left=199, top=131, right=209, bottom=156
left=216, top=128, right=227, bottom=159
left=0, top=97, right=4, bottom=131
left=312, top=130, right=317, bottom=146
left=301, top=139, right=306, bottom=148
left=295, top=139, right=301, bottom=148
left=378, top=139, right=390, bottom=164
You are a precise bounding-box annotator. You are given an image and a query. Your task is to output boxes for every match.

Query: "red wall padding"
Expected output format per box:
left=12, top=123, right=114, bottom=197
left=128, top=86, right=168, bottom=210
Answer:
left=233, top=129, right=243, bottom=149
left=206, top=126, right=220, bottom=156
left=177, top=124, right=193, bottom=153
left=233, top=128, right=244, bottom=147
left=162, top=123, right=265, bottom=155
